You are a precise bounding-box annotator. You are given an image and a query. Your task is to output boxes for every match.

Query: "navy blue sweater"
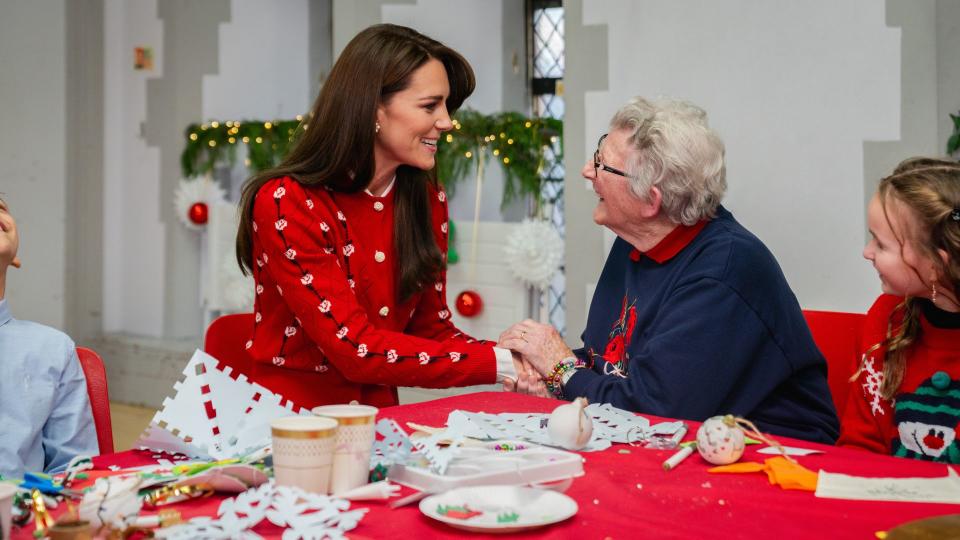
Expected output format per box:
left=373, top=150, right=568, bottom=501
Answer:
left=564, top=207, right=839, bottom=444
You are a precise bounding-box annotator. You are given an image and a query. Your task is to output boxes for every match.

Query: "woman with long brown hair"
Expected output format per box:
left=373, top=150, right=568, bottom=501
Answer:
left=236, top=24, right=518, bottom=408
left=839, top=157, right=960, bottom=461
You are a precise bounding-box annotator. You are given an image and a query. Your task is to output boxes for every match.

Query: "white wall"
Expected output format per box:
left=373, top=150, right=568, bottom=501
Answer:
left=102, top=0, right=310, bottom=337
left=103, top=0, right=166, bottom=336
left=203, top=0, right=310, bottom=121
left=0, top=0, right=67, bottom=328
left=583, top=0, right=902, bottom=313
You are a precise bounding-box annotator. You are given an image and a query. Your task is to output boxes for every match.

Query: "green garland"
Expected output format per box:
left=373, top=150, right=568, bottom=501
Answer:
left=179, top=110, right=563, bottom=209
left=180, top=118, right=304, bottom=177
left=436, top=109, right=563, bottom=208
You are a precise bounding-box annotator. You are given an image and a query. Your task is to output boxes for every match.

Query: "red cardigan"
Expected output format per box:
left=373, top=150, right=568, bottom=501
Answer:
left=245, top=177, right=496, bottom=409
left=838, top=294, right=960, bottom=462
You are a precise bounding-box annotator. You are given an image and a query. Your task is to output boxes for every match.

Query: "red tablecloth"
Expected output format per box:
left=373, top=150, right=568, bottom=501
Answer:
left=13, top=392, right=960, bottom=539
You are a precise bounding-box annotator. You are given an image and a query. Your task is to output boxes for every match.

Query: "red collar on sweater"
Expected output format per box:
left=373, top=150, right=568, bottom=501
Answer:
left=629, top=219, right=708, bottom=264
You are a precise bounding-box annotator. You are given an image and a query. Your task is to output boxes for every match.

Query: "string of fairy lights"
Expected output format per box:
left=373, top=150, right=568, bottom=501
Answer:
left=180, top=109, right=562, bottom=208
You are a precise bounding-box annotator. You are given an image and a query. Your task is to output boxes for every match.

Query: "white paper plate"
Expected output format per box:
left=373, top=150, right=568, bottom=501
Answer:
left=420, top=485, right=578, bottom=533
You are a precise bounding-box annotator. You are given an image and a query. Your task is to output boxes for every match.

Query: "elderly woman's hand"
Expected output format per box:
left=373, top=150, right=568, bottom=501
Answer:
left=503, top=365, right=552, bottom=398
left=499, top=320, right=574, bottom=378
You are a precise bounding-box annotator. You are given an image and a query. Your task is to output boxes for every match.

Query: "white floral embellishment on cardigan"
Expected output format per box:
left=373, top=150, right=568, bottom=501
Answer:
left=357, top=344, right=368, bottom=357
left=860, top=356, right=885, bottom=417
left=275, top=219, right=288, bottom=231
left=301, top=273, right=314, bottom=286
left=319, top=300, right=331, bottom=313
left=387, top=350, right=398, bottom=363
left=418, top=352, right=430, bottom=365
left=273, top=186, right=286, bottom=199
left=336, top=327, right=349, bottom=339
left=284, top=326, right=297, bottom=337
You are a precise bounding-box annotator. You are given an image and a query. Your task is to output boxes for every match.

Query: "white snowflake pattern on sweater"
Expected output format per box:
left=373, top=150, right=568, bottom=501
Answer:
left=861, top=355, right=886, bottom=416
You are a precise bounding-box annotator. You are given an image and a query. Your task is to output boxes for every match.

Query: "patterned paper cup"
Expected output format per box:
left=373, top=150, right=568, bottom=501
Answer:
left=271, top=416, right=339, bottom=494
left=311, top=404, right=379, bottom=494
left=0, top=482, right=15, bottom=540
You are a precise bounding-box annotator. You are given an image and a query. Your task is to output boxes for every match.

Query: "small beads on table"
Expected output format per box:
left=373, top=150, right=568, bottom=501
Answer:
left=493, top=443, right=527, bottom=452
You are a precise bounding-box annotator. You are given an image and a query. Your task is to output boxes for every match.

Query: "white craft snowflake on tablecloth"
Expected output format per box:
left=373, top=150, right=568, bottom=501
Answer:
left=370, top=419, right=413, bottom=469
left=860, top=355, right=886, bottom=417
left=442, top=404, right=686, bottom=452
left=156, top=481, right=366, bottom=540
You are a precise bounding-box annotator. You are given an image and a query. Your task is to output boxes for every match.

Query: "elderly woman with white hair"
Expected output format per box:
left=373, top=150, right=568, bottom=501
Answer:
left=501, top=97, right=839, bottom=444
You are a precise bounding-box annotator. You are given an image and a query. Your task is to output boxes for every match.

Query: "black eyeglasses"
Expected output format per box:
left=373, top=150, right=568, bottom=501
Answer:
left=593, top=134, right=631, bottom=178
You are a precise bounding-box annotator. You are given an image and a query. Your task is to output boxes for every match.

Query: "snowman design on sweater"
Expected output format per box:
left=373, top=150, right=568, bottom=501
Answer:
left=892, top=371, right=960, bottom=463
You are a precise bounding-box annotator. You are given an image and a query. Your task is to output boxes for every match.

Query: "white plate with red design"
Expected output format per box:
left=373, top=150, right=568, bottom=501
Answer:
left=420, top=485, right=578, bottom=533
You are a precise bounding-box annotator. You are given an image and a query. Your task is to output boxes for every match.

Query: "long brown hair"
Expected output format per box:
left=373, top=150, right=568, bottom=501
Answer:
left=860, top=157, right=960, bottom=398
left=236, top=24, right=475, bottom=301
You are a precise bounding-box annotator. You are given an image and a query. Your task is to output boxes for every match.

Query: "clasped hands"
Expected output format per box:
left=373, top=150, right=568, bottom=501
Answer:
left=498, top=319, right=574, bottom=398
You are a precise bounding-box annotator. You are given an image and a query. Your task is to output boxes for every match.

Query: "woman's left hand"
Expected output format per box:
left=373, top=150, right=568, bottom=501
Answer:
left=499, top=320, right=574, bottom=378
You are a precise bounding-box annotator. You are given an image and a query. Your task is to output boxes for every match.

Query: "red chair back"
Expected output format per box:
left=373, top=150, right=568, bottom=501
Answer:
left=802, top=310, right=866, bottom=416
left=76, top=347, right=114, bottom=454
left=204, top=313, right=255, bottom=377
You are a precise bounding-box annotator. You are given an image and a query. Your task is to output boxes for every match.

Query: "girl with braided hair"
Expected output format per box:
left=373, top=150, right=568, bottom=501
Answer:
left=839, top=157, right=960, bottom=461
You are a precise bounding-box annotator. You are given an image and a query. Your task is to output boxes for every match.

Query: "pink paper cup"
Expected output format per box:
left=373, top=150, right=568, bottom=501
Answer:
left=311, top=404, right=379, bottom=494
left=271, top=416, right=339, bottom=494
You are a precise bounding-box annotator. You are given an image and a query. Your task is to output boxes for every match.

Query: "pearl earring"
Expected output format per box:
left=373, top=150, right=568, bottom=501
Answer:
left=932, top=282, right=938, bottom=305
left=375, top=122, right=381, bottom=134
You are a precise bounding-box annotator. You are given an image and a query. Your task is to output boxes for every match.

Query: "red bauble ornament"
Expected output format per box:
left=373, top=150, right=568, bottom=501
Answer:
left=455, top=290, right=483, bottom=318
left=188, top=202, right=209, bottom=225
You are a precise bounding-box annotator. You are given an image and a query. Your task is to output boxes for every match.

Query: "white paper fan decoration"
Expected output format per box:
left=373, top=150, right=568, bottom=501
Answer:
left=503, top=219, right=564, bottom=289
left=174, top=176, right=227, bottom=231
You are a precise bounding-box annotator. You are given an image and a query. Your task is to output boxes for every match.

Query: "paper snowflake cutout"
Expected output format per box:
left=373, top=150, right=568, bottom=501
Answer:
left=157, top=481, right=366, bottom=540
left=370, top=419, right=413, bottom=470
left=410, top=428, right=466, bottom=475
left=442, top=405, right=685, bottom=452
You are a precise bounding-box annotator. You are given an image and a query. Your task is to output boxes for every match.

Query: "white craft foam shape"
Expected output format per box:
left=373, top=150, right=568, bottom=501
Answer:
left=136, top=424, right=211, bottom=460
left=370, top=419, right=413, bottom=469
left=226, top=382, right=312, bottom=460
left=410, top=424, right=467, bottom=475
left=200, top=355, right=310, bottom=459
left=138, top=351, right=223, bottom=458
left=137, top=349, right=310, bottom=461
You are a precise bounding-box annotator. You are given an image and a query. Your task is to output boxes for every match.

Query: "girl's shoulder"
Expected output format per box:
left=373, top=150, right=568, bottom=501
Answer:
left=864, top=294, right=904, bottom=329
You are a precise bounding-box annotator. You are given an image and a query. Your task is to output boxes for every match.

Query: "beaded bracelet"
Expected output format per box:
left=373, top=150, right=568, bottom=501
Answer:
left=545, top=358, right=577, bottom=399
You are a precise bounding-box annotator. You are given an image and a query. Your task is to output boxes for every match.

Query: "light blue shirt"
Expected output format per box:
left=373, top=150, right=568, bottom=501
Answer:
left=0, top=300, right=98, bottom=478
